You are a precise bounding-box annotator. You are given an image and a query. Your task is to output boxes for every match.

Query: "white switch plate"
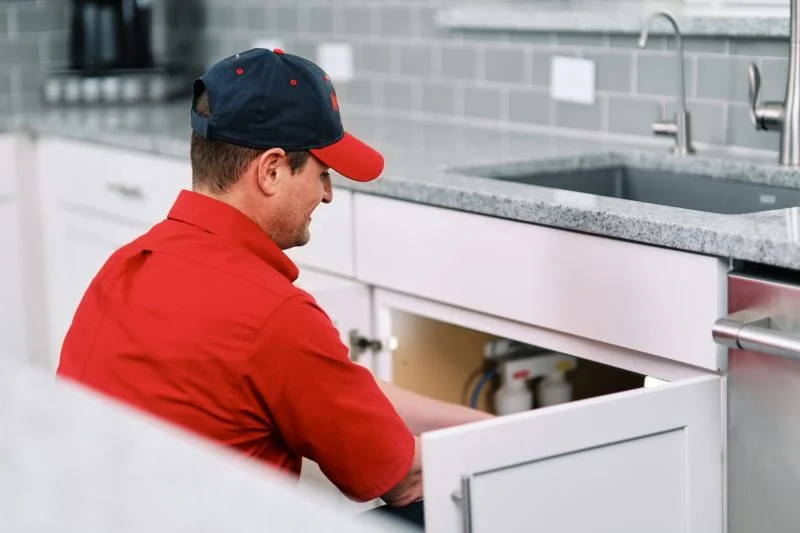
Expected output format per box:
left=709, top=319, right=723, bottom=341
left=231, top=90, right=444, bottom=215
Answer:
left=253, top=39, right=284, bottom=52
left=317, top=43, right=354, bottom=82
left=550, top=56, right=596, bottom=105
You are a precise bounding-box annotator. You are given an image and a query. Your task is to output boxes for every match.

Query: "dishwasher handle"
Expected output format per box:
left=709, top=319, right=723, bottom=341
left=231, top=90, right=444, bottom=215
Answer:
left=713, top=315, right=800, bottom=361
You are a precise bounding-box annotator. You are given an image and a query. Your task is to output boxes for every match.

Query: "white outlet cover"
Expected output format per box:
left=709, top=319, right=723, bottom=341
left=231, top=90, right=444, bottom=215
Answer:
left=317, top=43, right=354, bottom=82
left=253, top=39, right=284, bottom=52
left=550, top=56, right=596, bottom=105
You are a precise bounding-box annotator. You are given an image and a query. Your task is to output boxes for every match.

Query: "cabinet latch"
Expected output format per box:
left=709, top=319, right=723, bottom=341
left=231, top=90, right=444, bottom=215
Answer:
left=348, top=330, right=398, bottom=361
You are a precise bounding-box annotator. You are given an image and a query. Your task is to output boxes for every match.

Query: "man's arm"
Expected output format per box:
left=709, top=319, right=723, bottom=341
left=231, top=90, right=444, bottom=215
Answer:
left=376, top=379, right=495, bottom=435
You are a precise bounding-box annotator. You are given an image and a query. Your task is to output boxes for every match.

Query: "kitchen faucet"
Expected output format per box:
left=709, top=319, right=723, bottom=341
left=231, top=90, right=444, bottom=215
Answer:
left=638, top=10, right=696, bottom=155
left=748, top=0, right=799, bottom=166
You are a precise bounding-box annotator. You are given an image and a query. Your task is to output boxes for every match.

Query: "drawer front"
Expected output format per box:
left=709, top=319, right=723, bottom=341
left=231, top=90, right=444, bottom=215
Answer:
left=39, top=137, right=190, bottom=225
left=285, top=188, right=355, bottom=278
left=0, top=134, right=17, bottom=196
left=354, top=195, right=726, bottom=371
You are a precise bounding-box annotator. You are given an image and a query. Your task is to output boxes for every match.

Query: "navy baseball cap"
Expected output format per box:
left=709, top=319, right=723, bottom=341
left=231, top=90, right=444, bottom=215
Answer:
left=191, top=48, right=384, bottom=182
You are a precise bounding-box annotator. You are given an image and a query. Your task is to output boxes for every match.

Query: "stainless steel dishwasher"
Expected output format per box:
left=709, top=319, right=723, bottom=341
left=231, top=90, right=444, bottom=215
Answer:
left=713, top=268, right=800, bottom=533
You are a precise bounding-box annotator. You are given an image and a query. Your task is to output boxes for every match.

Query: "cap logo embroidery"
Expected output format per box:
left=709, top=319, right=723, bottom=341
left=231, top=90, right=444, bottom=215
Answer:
left=330, top=89, right=339, bottom=112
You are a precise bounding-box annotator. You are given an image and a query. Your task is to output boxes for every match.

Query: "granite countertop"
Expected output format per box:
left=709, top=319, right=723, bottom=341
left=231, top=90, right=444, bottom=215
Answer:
left=6, top=101, right=800, bottom=270
left=436, top=0, right=791, bottom=38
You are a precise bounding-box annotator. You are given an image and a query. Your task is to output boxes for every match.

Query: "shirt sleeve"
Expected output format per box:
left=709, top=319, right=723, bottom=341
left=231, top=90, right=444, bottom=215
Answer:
left=245, top=294, right=415, bottom=502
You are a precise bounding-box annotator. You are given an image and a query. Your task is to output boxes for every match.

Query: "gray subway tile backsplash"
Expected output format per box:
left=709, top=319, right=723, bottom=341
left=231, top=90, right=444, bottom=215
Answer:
left=420, top=82, right=458, bottom=115
left=556, top=99, right=604, bottom=131
left=380, top=79, right=417, bottom=111
left=0, top=70, right=12, bottom=96
left=531, top=51, right=554, bottom=88
left=15, top=1, right=66, bottom=33
left=355, top=42, right=394, bottom=74
left=556, top=32, right=608, bottom=48
left=607, top=95, right=662, bottom=137
left=695, top=56, right=750, bottom=103
left=342, top=5, right=374, bottom=36
left=666, top=37, right=729, bottom=55
left=730, top=38, right=789, bottom=58
left=666, top=101, right=727, bottom=145
left=484, top=46, right=527, bottom=84
left=440, top=44, right=480, bottom=80
left=760, top=57, right=790, bottom=101
left=508, top=87, right=551, bottom=125
left=399, top=44, right=435, bottom=78
left=0, top=37, right=40, bottom=65
left=507, top=31, right=555, bottom=45
left=583, top=51, right=632, bottom=93
left=462, top=85, right=504, bottom=120
left=0, top=6, right=9, bottom=35
left=307, top=7, right=334, bottom=35
left=636, top=53, right=696, bottom=98
left=338, top=77, right=376, bottom=108
left=0, top=0, right=793, bottom=152
left=275, top=5, right=299, bottom=34
left=380, top=6, right=414, bottom=38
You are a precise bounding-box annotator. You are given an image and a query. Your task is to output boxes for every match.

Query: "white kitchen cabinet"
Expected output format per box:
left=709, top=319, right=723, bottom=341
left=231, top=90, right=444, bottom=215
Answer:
left=35, top=137, right=191, bottom=369
left=368, top=287, right=723, bottom=533
left=355, top=193, right=727, bottom=373
left=0, top=200, right=26, bottom=363
left=0, top=134, right=18, bottom=196
left=0, top=135, right=26, bottom=364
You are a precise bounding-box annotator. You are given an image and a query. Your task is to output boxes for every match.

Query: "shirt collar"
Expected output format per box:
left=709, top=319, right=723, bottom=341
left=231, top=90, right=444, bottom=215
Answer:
left=166, top=189, right=299, bottom=282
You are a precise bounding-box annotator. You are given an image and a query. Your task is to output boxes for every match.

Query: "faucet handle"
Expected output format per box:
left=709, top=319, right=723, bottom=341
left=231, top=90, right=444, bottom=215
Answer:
left=749, top=62, right=785, bottom=131
left=748, top=62, right=763, bottom=128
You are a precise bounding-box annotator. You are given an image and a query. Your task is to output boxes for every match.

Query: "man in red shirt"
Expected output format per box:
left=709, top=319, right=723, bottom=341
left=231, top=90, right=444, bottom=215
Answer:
left=56, top=48, right=492, bottom=525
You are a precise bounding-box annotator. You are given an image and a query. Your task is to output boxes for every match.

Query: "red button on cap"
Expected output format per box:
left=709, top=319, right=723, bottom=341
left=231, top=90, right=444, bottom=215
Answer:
left=273, top=48, right=284, bottom=55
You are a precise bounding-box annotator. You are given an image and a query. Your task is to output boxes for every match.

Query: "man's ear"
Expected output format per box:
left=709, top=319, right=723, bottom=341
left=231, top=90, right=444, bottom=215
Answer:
left=255, top=148, right=287, bottom=196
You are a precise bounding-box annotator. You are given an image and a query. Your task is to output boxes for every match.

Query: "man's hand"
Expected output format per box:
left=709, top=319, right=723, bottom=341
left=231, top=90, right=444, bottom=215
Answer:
left=381, top=437, right=423, bottom=506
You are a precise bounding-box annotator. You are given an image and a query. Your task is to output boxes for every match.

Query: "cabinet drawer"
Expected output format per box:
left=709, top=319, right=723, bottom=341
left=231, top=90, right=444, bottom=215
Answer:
left=0, top=134, right=17, bottom=196
left=354, top=195, right=726, bottom=371
left=285, top=188, right=355, bottom=278
left=39, top=137, right=190, bottom=225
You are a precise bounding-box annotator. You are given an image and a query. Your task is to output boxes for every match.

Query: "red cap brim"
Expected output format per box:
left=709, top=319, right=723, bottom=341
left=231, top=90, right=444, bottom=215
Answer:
left=310, top=132, right=384, bottom=182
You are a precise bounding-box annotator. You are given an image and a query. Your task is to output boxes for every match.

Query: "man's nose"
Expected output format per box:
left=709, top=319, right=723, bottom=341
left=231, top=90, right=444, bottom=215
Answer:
left=322, top=178, right=333, bottom=204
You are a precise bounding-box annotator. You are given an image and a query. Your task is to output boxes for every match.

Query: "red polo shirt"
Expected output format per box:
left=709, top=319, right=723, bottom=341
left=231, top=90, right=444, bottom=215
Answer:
left=56, top=190, right=415, bottom=502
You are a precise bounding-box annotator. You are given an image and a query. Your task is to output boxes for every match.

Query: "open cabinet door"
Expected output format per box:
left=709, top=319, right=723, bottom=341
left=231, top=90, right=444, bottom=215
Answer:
left=422, top=375, right=723, bottom=533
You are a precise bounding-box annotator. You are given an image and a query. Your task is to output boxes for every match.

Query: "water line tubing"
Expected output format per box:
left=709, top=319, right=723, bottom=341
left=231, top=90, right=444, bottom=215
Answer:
left=470, top=368, right=497, bottom=409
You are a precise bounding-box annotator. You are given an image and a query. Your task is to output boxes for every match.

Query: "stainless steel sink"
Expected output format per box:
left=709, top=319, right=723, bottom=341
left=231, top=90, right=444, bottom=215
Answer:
left=491, top=166, right=800, bottom=215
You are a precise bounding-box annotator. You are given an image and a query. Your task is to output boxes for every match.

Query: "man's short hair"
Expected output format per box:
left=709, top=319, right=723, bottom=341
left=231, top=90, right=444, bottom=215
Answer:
left=190, top=90, right=310, bottom=194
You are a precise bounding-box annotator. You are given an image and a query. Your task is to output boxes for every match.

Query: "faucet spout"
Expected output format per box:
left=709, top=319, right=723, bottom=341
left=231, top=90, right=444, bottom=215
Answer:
left=638, top=10, right=695, bottom=156
left=749, top=0, right=800, bottom=165
left=639, top=11, right=687, bottom=117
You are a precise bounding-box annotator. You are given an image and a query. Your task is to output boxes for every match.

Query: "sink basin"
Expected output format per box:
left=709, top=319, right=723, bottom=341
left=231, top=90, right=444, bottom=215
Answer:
left=491, top=166, right=800, bottom=215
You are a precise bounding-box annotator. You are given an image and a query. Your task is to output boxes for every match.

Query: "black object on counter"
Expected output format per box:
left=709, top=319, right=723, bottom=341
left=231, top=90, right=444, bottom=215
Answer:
left=363, top=501, right=425, bottom=531
left=69, top=0, right=153, bottom=72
